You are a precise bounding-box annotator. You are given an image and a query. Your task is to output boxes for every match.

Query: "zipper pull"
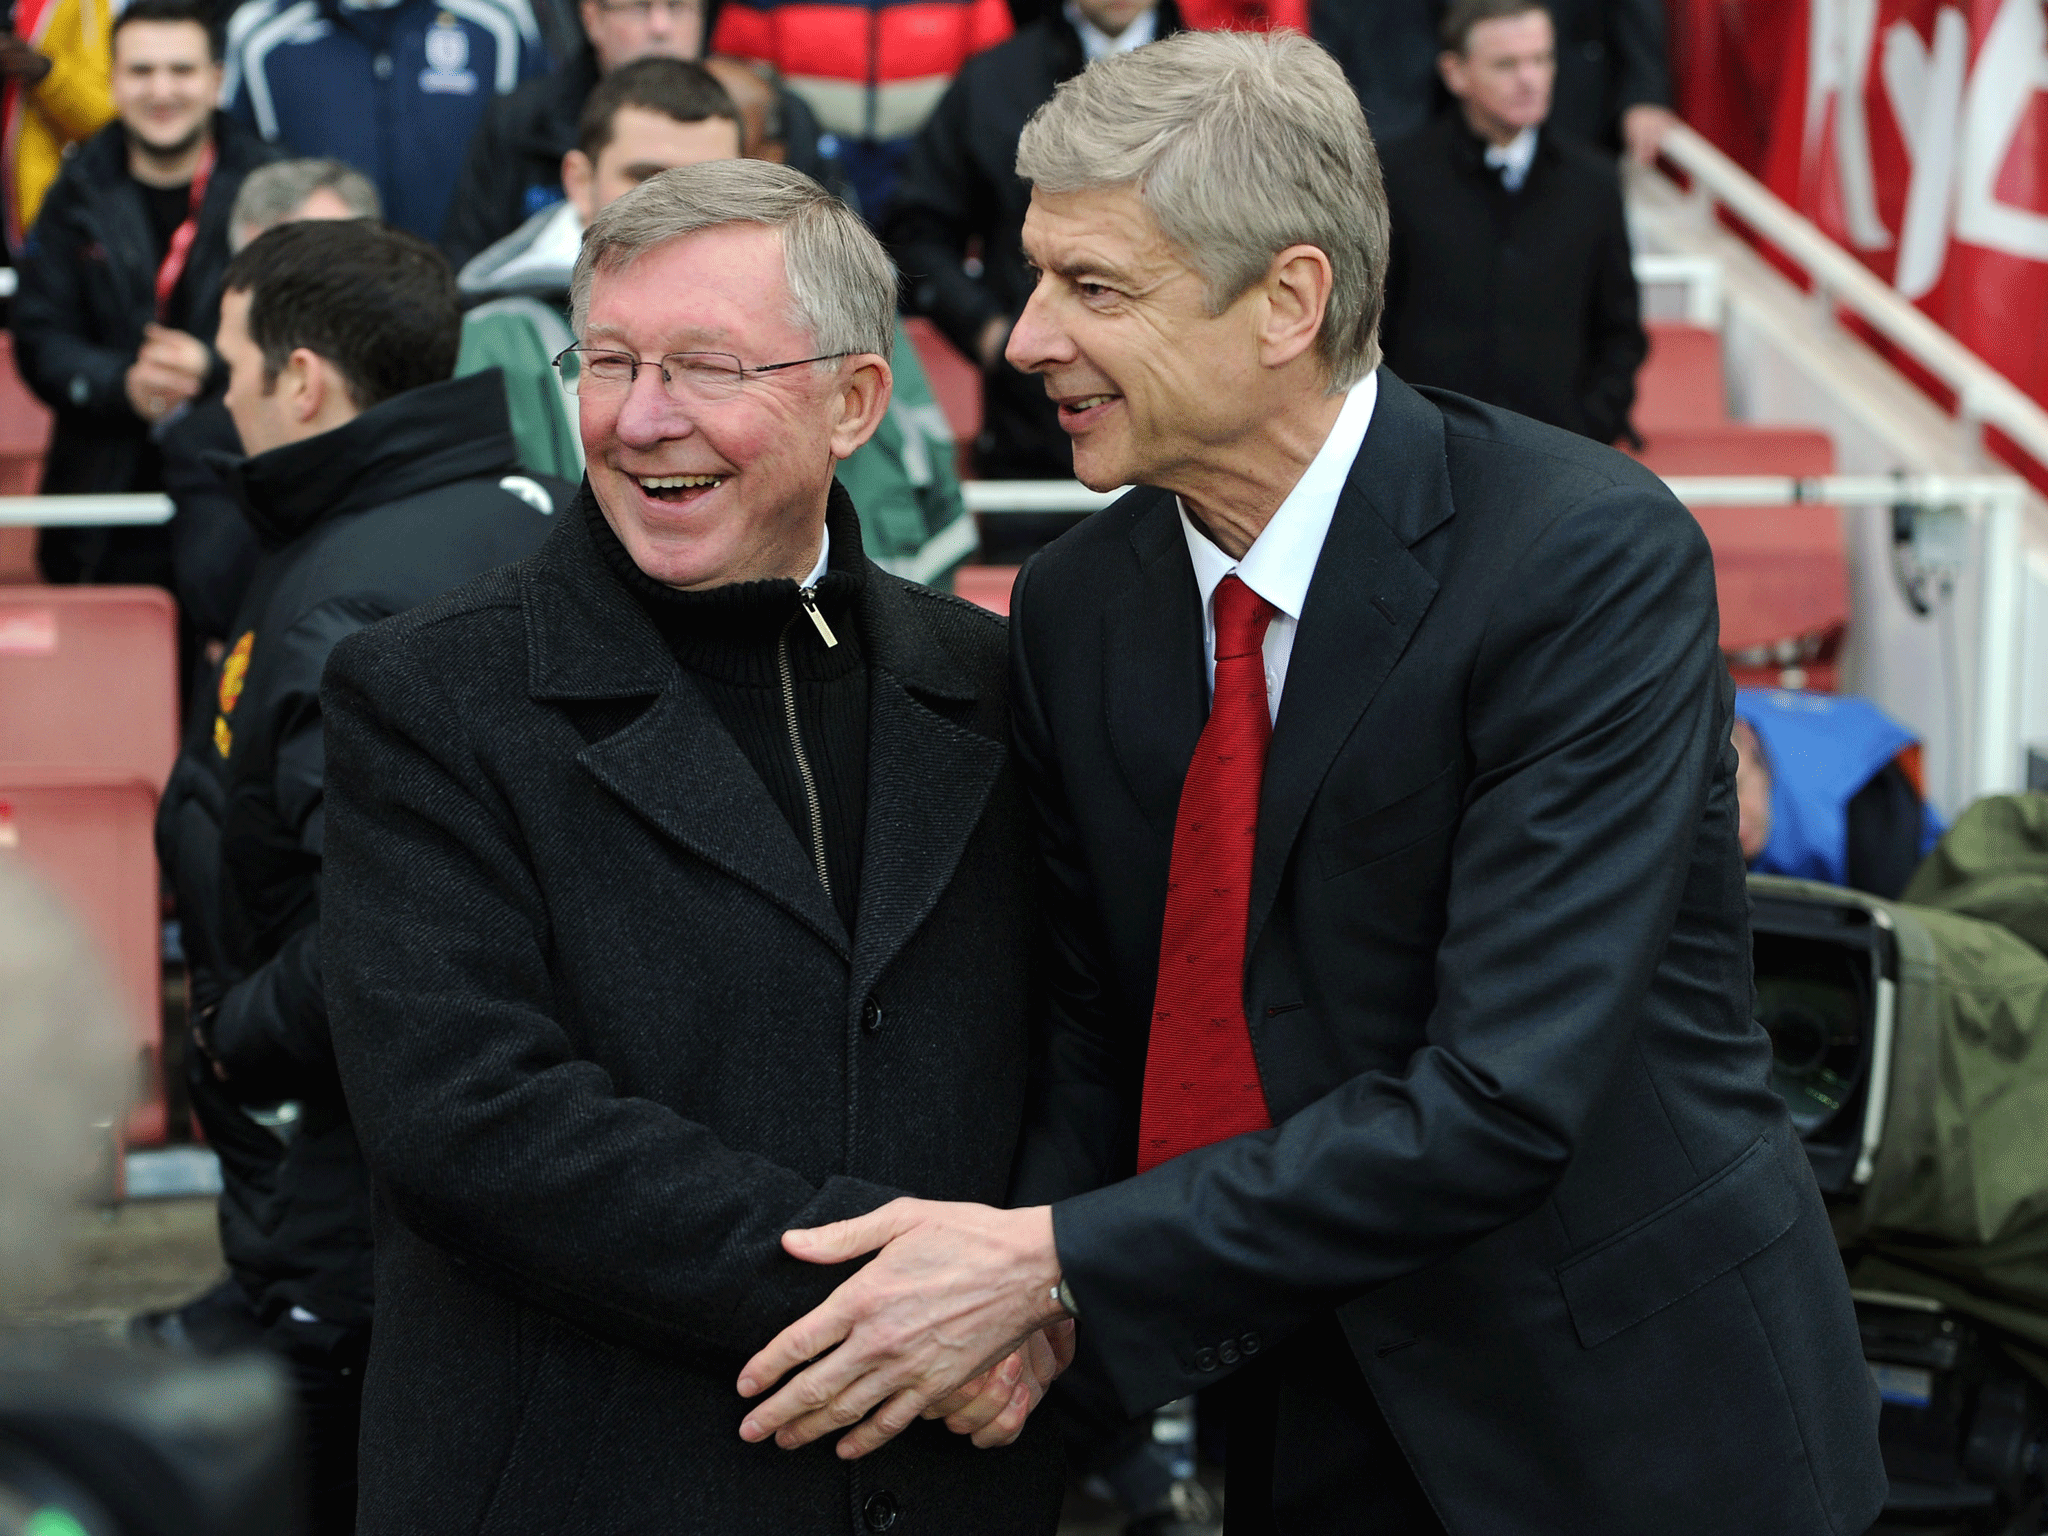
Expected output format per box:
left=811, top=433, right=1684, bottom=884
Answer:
left=798, top=586, right=838, bottom=648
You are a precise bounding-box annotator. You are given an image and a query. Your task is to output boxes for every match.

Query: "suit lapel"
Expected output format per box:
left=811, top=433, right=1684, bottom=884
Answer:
left=1246, top=373, right=1452, bottom=957
left=849, top=576, right=1007, bottom=1002
left=523, top=500, right=848, bottom=956
left=1105, top=492, right=1208, bottom=836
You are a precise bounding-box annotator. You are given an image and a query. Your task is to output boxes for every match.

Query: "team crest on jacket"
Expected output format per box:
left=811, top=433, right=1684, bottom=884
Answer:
left=420, top=15, right=477, bottom=93
left=216, top=630, right=254, bottom=757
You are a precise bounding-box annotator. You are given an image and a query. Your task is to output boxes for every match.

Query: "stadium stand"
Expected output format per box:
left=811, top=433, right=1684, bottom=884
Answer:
left=0, top=585, right=179, bottom=1144
left=0, top=333, right=52, bottom=581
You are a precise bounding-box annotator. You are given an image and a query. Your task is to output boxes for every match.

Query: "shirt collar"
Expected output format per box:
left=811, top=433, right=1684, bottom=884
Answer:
left=1064, top=0, right=1156, bottom=61
left=802, top=527, right=830, bottom=588
left=1483, top=125, right=1539, bottom=186
left=1178, top=371, right=1379, bottom=621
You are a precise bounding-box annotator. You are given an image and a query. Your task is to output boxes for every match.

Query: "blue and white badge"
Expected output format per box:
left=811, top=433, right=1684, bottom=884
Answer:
left=420, top=14, right=477, bottom=94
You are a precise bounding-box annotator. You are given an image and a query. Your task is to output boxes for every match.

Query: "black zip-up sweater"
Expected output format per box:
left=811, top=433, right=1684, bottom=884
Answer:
left=587, top=482, right=870, bottom=934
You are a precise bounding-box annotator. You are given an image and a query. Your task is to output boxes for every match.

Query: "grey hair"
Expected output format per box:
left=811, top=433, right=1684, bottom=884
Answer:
left=1015, top=29, right=1388, bottom=389
left=229, top=158, right=381, bottom=250
left=570, top=160, right=896, bottom=361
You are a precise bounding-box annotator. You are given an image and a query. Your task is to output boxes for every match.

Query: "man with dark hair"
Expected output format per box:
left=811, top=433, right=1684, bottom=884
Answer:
left=11, top=0, right=273, bottom=585
left=888, top=0, right=1181, bottom=489
left=150, top=218, right=562, bottom=1536
left=1378, top=0, right=1647, bottom=447
left=458, top=56, right=976, bottom=587
left=436, top=0, right=701, bottom=268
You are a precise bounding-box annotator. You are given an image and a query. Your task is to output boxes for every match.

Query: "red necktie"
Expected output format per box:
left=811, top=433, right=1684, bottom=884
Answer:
left=1137, top=574, right=1277, bottom=1174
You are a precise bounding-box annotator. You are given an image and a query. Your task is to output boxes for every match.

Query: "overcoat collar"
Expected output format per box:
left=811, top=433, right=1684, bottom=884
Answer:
left=519, top=483, right=997, bottom=984
left=1104, top=369, right=1451, bottom=950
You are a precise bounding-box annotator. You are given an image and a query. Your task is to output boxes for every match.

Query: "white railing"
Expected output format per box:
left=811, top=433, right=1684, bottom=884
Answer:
left=0, top=494, right=172, bottom=526
left=1655, top=122, right=2048, bottom=472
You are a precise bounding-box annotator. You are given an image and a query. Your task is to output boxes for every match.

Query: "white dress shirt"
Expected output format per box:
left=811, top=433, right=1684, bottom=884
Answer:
left=802, top=528, right=829, bottom=588
left=1484, top=126, right=1539, bottom=192
left=1179, top=371, right=1378, bottom=723
left=1064, top=0, right=1157, bottom=61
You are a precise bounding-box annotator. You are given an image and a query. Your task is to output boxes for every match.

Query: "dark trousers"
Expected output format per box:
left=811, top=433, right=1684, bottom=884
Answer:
left=272, top=1309, right=369, bottom=1536
left=1221, top=1314, right=1447, bottom=1536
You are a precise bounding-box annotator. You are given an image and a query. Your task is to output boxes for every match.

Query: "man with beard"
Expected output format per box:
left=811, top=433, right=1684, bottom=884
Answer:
left=12, top=0, right=274, bottom=585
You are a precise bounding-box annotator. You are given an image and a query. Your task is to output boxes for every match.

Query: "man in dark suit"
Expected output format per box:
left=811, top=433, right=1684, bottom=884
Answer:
left=1379, top=0, right=1647, bottom=447
left=734, top=28, right=1887, bottom=1535
left=318, top=159, right=1066, bottom=1534
left=1313, top=0, right=1676, bottom=158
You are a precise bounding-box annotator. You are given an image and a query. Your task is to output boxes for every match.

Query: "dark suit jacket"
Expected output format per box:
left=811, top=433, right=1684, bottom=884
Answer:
left=1313, top=0, right=1672, bottom=150
left=1008, top=374, right=1887, bottom=1534
left=320, top=496, right=1063, bottom=1534
left=1381, top=113, right=1647, bottom=446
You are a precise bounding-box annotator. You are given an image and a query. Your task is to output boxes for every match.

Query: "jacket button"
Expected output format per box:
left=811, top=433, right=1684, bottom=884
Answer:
left=1193, top=1347, right=1218, bottom=1372
left=862, top=1490, right=899, bottom=1530
left=860, top=996, right=883, bottom=1034
left=1217, top=1340, right=1240, bottom=1366
left=1240, top=1331, right=1261, bottom=1357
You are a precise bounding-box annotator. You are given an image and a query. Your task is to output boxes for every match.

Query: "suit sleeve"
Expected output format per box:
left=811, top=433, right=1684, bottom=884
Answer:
left=1041, top=482, right=1728, bottom=1417
left=1607, top=0, right=1673, bottom=111
left=1579, top=168, right=1646, bottom=447
left=1007, top=556, right=1146, bottom=1209
left=321, top=627, right=904, bottom=1361
left=885, top=74, right=1006, bottom=361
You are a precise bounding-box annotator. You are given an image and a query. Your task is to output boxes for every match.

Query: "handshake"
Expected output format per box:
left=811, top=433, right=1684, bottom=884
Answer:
left=737, top=1198, right=1075, bottom=1459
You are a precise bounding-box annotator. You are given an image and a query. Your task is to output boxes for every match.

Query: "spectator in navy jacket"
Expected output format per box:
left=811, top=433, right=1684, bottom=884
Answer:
left=221, top=0, right=547, bottom=241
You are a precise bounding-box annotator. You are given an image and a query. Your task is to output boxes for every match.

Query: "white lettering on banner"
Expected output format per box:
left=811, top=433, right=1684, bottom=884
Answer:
left=1808, top=0, right=2048, bottom=298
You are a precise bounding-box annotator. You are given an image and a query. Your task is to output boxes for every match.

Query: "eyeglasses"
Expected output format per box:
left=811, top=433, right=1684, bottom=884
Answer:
left=552, top=347, right=855, bottom=403
left=591, top=0, right=698, bottom=16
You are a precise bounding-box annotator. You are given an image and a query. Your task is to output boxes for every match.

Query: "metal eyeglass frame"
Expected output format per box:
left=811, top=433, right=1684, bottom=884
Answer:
left=551, top=347, right=856, bottom=400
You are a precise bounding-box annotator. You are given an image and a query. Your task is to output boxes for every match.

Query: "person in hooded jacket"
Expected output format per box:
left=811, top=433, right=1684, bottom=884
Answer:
left=149, top=217, right=563, bottom=1536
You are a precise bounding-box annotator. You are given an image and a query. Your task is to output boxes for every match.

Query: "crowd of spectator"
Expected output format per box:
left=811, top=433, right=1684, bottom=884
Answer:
left=0, top=2, right=1691, bottom=1532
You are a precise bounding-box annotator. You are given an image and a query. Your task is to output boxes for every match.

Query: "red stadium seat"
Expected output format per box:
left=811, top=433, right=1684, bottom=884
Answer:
left=903, top=317, right=982, bottom=476
left=0, top=586, right=180, bottom=1144
left=0, top=333, right=53, bottom=582
left=0, top=774, right=165, bottom=1142
left=1632, top=425, right=1846, bottom=691
left=954, top=564, right=1018, bottom=616
left=1634, top=322, right=1729, bottom=433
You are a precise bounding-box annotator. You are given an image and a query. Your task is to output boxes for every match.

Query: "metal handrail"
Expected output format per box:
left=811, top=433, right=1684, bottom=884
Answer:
left=1653, top=122, right=2048, bottom=471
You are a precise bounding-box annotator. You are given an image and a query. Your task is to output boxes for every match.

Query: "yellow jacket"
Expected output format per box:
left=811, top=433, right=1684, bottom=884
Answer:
left=5, top=0, right=114, bottom=250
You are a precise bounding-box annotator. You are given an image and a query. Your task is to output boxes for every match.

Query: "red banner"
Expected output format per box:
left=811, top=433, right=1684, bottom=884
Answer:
left=1673, top=0, right=2048, bottom=414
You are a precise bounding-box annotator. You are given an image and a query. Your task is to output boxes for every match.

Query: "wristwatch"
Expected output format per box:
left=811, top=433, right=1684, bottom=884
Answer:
left=1051, top=1276, right=1079, bottom=1319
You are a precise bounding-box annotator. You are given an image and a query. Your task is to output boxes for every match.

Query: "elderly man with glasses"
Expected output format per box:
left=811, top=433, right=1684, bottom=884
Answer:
left=319, top=158, right=1067, bottom=1535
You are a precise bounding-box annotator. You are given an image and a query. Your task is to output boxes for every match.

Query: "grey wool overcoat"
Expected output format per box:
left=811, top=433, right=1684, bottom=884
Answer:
left=319, top=489, right=1065, bottom=1535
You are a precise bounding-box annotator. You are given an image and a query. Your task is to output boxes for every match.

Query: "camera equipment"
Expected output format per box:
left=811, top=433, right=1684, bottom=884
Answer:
left=0, top=1337, right=299, bottom=1536
left=1751, top=872, right=2048, bottom=1534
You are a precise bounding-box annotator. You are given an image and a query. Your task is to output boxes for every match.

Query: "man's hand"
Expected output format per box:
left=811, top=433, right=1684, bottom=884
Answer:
left=125, top=327, right=211, bottom=422
left=975, top=315, right=1011, bottom=370
left=735, top=1198, right=1067, bottom=1459
left=1622, top=104, right=1679, bottom=166
left=139, top=324, right=212, bottom=383
left=923, top=1321, right=1076, bottom=1448
left=0, top=35, right=51, bottom=83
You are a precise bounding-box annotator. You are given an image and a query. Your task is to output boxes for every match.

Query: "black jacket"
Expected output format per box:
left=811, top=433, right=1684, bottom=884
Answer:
left=155, top=371, right=561, bottom=1326
left=1008, top=373, right=1885, bottom=1533
left=1380, top=114, right=1646, bottom=446
left=438, top=49, right=598, bottom=270
left=318, top=488, right=1064, bottom=1534
left=1313, top=0, right=1672, bottom=150
left=162, top=399, right=261, bottom=645
left=885, top=3, right=1181, bottom=480
left=12, top=114, right=277, bottom=579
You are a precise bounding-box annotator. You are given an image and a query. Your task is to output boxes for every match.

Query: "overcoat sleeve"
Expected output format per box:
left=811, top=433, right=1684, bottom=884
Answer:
left=320, top=625, right=901, bottom=1360
left=1579, top=165, right=1647, bottom=447
left=1014, top=481, right=1731, bottom=1416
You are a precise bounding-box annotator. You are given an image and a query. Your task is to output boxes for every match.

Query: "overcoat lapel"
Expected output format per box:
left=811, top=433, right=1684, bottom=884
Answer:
left=1104, top=492, right=1207, bottom=836
left=1246, top=373, right=1451, bottom=958
left=521, top=505, right=848, bottom=956
left=849, top=577, right=1007, bottom=1003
